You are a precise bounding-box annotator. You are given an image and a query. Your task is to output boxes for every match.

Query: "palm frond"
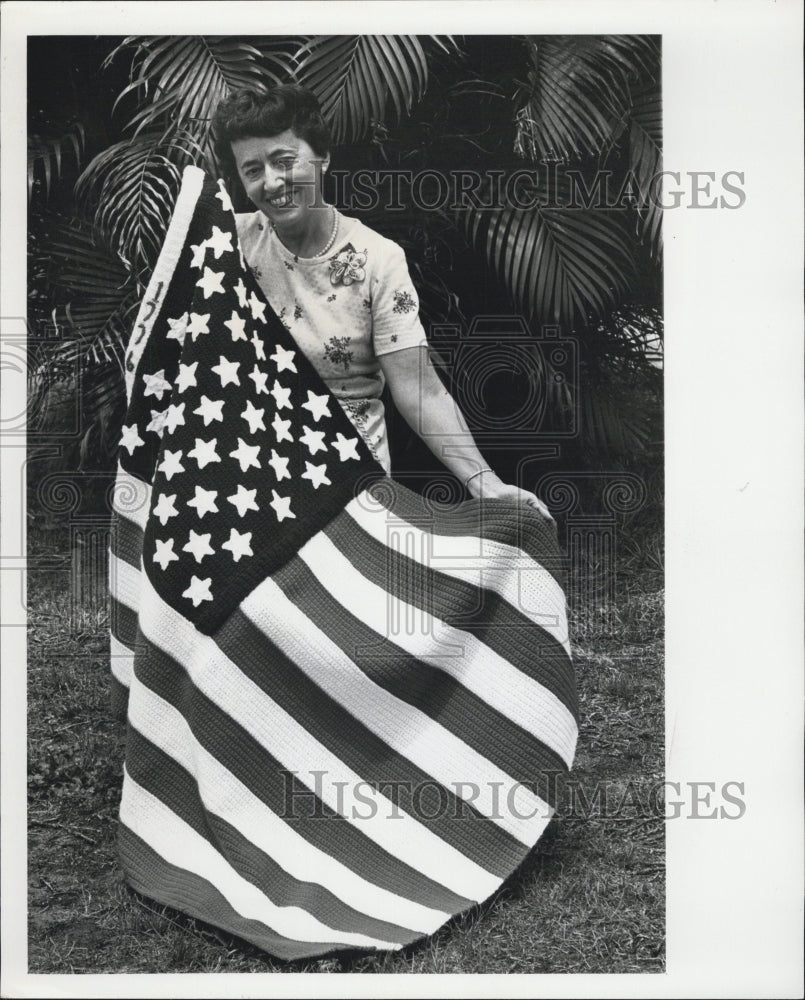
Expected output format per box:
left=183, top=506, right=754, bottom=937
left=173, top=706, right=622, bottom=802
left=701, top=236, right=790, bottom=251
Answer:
left=75, top=131, right=199, bottom=276
left=108, top=35, right=295, bottom=141
left=27, top=119, right=85, bottom=201
left=579, top=376, right=656, bottom=456
left=466, top=193, right=634, bottom=329
left=38, top=214, right=140, bottom=369
left=629, top=81, right=662, bottom=258
left=293, top=35, right=431, bottom=143
left=514, top=35, right=657, bottom=161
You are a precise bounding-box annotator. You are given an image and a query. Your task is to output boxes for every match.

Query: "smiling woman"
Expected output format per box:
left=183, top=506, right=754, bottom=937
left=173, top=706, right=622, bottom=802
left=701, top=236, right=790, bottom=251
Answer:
left=212, top=85, right=552, bottom=513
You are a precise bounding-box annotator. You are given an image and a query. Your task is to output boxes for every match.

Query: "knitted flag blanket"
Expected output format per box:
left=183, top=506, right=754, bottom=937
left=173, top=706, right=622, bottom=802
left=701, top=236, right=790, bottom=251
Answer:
left=108, top=164, right=578, bottom=961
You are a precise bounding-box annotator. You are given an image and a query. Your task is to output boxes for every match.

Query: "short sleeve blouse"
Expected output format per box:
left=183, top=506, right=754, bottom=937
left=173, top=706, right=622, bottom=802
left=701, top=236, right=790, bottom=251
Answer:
left=234, top=209, right=428, bottom=403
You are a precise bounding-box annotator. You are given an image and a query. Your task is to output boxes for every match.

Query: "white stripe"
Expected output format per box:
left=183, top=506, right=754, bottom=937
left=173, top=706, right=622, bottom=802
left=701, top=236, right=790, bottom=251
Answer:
left=120, top=769, right=400, bottom=952
left=135, top=572, right=502, bottom=902
left=242, top=578, right=553, bottom=846
left=110, top=633, right=134, bottom=689
left=345, top=494, right=571, bottom=656
left=128, top=682, right=451, bottom=936
left=124, top=165, right=205, bottom=398
left=108, top=551, right=142, bottom=613
left=298, top=530, right=578, bottom=767
left=111, top=464, right=151, bottom=533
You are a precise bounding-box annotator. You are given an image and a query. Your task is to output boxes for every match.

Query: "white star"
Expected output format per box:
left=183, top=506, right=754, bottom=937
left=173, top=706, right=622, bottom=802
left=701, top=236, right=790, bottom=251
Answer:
left=175, top=361, right=198, bottom=393
left=301, top=390, right=331, bottom=423
left=193, top=395, right=225, bottom=427
left=268, top=449, right=291, bottom=481
left=271, top=343, right=297, bottom=374
left=227, top=484, right=259, bottom=518
left=197, top=266, right=225, bottom=299
left=189, top=241, right=209, bottom=269
left=271, top=379, right=292, bottom=410
left=249, top=365, right=269, bottom=395
left=206, top=224, right=233, bottom=258
left=163, top=402, right=186, bottom=434
left=248, top=291, right=267, bottom=323
left=221, top=527, right=253, bottom=562
left=224, top=310, right=247, bottom=342
left=187, top=484, right=219, bottom=518
left=187, top=312, right=210, bottom=341
left=230, top=437, right=261, bottom=473
left=158, top=449, right=185, bottom=481
left=300, top=425, right=327, bottom=455
left=269, top=490, right=295, bottom=522
left=166, top=313, right=189, bottom=344
left=302, top=461, right=332, bottom=490
left=216, top=180, right=234, bottom=214
left=241, top=399, right=265, bottom=434
left=120, top=423, right=144, bottom=455
left=146, top=408, right=168, bottom=438
left=211, top=355, right=240, bottom=388
left=332, top=431, right=361, bottom=461
left=272, top=412, right=293, bottom=444
left=153, top=492, right=179, bottom=525
left=183, top=529, right=215, bottom=563
left=153, top=538, right=179, bottom=571
left=142, top=369, right=172, bottom=400
left=183, top=575, right=213, bottom=607
left=188, top=437, right=221, bottom=470
left=250, top=330, right=266, bottom=361
left=234, top=278, right=248, bottom=309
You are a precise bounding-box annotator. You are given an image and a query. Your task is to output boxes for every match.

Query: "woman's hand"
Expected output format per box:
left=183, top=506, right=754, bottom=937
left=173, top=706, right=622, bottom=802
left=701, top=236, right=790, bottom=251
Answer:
left=468, top=470, right=554, bottom=521
left=378, top=347, right=553, bottom=523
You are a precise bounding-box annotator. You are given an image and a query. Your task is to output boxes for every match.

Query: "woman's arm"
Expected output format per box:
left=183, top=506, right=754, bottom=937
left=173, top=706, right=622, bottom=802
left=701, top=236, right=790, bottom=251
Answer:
left=378, top=344, right=553, bottom=519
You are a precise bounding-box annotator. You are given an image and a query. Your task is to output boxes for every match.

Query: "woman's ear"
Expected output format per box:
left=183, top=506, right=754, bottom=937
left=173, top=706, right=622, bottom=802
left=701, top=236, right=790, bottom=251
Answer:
left=321, top=152, right=331, bottom=174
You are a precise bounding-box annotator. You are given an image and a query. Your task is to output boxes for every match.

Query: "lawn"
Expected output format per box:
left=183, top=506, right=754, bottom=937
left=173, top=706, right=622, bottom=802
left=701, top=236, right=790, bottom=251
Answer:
left=26, top=510, right=664, bottom=975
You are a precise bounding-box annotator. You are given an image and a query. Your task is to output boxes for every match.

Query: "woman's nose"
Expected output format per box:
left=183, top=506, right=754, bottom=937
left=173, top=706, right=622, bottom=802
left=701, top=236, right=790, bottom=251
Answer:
left=262, top=164, right=284, bottom=193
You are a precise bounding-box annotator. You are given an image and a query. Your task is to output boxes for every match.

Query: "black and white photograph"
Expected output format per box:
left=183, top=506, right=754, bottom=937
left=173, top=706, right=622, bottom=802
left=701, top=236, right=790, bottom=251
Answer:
left=1, top=1, right=802, bottom=997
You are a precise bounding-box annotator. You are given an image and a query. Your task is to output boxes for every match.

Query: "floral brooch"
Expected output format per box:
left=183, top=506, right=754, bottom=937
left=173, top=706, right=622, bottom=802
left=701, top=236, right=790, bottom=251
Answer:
left=329, top=244, right=367, bottom=286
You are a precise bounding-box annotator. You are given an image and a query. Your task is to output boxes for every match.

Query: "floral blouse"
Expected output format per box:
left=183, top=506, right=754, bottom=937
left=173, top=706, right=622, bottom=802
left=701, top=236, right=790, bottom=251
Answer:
left=235, top=210, right=428, bottom=472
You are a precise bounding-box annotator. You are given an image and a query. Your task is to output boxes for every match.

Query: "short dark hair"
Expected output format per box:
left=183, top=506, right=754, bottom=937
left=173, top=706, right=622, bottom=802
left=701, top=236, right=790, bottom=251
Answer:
left=212, top=85, right=332, bottom=182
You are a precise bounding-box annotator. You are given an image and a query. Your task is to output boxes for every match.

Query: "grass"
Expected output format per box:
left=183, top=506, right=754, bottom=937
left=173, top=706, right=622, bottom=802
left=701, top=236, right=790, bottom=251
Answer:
left=26, top=511, right=664, bottom=975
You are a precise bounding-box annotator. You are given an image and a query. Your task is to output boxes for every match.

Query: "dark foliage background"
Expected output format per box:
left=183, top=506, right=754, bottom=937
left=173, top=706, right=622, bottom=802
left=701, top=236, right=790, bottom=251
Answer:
left=28, top=34, right=662, bottom=523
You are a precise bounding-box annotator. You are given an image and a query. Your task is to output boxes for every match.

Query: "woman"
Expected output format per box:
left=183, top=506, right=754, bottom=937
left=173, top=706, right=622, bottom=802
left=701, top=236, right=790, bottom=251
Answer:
left=212, top=85, right=552, bottom=518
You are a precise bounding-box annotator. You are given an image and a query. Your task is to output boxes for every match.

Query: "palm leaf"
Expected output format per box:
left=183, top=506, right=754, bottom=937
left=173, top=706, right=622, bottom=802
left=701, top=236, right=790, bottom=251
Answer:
left=514, top=35, right=656, bottom=161
left=75, top=131, right=200, bottom=276
left=27, top=119, right=85, bottom=201
left=466, top=192, right=634, bottom=329
left=107, top=36, right=296, bottom=142
left=35, top=214, right=140, bottom=371
left=629, top=81, right=662, bottom=257
left=293, top=35, right=431, bottom=143
left=579, top=376, right=656, bottom=456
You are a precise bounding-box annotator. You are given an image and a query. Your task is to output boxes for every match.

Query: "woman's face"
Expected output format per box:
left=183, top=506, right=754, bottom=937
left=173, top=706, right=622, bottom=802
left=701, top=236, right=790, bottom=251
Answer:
left=231, top=129, right=330, bottom=232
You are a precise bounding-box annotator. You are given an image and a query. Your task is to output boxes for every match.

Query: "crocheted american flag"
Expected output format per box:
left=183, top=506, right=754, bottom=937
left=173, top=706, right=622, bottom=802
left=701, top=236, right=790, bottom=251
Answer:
left=109, top=164, right=578, bottom=960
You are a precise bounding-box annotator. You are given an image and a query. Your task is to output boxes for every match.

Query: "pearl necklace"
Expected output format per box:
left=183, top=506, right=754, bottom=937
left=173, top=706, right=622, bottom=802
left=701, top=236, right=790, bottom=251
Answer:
left=313, top=206, right=339, bottom=258
left=271, top=205, right=338, bottom=259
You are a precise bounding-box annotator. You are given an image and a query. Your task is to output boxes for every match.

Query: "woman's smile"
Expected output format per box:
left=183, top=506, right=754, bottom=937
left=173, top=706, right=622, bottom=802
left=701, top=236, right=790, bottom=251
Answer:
left=266, top=190, right=295, bottom=209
